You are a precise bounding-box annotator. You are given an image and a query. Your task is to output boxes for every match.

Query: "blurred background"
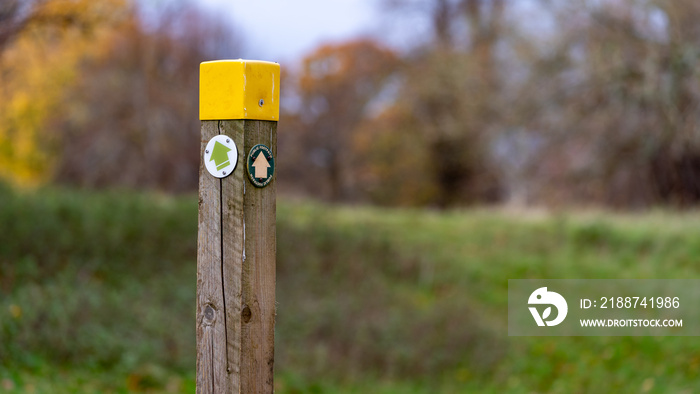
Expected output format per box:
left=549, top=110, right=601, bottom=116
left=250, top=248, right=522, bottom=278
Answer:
left=2, top=0, right=700, bottom=392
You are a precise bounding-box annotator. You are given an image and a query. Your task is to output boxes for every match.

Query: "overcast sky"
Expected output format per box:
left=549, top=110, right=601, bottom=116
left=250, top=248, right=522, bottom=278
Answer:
left=195, top=0, right=387, bottom=64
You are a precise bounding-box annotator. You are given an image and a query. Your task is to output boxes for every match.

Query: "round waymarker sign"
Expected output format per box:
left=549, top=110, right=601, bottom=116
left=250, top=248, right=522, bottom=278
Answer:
left=204, top=135, right=237, bottom=178
left=246, top=144, right=275, bottom=187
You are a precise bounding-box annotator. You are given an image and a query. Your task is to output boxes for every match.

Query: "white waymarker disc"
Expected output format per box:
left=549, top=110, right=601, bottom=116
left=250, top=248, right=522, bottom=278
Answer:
left=203, top=135, right=238, bottom=178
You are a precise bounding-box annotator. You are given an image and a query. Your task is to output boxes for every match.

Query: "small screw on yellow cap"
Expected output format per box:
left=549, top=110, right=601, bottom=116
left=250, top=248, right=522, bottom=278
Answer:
left=200, top=59, right=280, bottom=121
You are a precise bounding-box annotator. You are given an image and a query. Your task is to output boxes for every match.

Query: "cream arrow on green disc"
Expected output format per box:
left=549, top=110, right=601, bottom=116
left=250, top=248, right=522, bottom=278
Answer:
left=204, top=135, right=237, bottom=178
left=247, top=144, right=275, bottom=187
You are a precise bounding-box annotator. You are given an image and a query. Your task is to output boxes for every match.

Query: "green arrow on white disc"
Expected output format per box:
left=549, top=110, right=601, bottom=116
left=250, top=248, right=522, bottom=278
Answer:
left=204, top=135, right=237, bottom=178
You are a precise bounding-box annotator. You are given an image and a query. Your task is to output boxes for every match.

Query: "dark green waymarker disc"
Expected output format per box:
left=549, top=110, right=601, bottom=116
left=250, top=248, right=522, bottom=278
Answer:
left=246, top=144, right=275, bottom=188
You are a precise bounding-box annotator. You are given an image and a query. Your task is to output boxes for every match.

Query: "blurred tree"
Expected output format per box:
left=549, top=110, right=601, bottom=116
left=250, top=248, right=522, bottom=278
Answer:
left=0, top=0, right=33, bottom=51
left=279, top=39, right=398, bottom=201
left=353, top=105, right=437, bottom=206
left=383, top=0, right=461, bottom=48
left=371, top=0, right=507, bottom=207
left=0, top=0, right=240, bottom=190
left=517, top=0, right=700, bottom=207
left=279, top=0, right=700, bottom=208
left=376, top=54, right=503, bottom=207
left=383, top=0, right=504, bottom=53
left=0, top=0, right=128, bottom=186
left=51, top=4, right=240, bottom=191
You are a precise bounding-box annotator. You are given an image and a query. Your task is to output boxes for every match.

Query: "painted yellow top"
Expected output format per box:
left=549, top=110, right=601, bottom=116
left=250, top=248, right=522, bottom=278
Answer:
left=200, top=59, right=280, bottom=121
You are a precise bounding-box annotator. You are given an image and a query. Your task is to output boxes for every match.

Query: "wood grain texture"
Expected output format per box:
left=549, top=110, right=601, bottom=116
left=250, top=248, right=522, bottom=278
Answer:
left=196, top=120, right=228, bottom=393
left=221, top=120, right=245, bottom=391
left=241, top=120, right=277, bottom=394
left=197, top=119, right=276, bottom=393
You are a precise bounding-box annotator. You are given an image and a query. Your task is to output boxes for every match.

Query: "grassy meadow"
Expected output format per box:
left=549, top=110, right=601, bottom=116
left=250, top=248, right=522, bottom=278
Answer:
left=1, top=185, right=700, bottom=392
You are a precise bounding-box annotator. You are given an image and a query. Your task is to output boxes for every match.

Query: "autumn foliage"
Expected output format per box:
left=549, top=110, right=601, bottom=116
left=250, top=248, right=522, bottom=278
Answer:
left=279, top=39, right=398, bottom=201
left=279, top=0, right=700, bottom=208
left=0, top=0, right=238, bottom=190
left=2, top=0, right=700, bottom=208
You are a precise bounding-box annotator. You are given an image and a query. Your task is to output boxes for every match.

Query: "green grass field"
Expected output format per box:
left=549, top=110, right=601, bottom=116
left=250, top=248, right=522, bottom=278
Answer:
left=2, top=185, right=700, bottom=393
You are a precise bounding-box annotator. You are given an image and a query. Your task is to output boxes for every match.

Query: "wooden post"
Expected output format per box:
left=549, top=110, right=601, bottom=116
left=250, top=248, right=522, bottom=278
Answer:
left=197, top=60, right=280, bottom=393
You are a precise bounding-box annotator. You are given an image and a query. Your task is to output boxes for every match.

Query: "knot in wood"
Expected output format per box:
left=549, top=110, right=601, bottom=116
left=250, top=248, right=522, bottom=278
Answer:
left=242, top=305, right=252, bottom=323
left=203, top=304, right=216, bottom=325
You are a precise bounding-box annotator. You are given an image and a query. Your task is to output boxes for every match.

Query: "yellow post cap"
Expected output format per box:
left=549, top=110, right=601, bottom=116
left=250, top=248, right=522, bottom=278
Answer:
left=200, top=59, right=280, bottom=121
